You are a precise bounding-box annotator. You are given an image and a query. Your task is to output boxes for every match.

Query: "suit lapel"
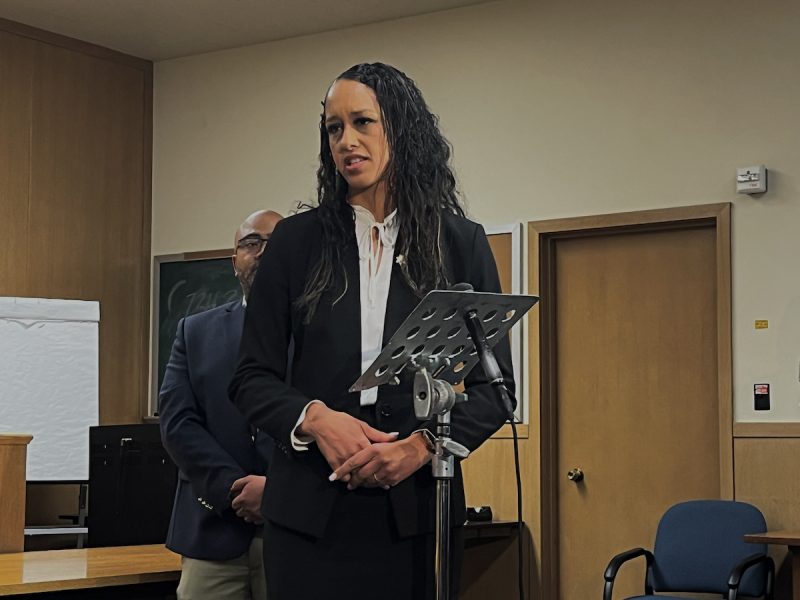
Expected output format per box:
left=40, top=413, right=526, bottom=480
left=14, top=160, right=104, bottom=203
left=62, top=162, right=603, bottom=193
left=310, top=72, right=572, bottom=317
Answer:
left=222, top=300, right=245, bottom=374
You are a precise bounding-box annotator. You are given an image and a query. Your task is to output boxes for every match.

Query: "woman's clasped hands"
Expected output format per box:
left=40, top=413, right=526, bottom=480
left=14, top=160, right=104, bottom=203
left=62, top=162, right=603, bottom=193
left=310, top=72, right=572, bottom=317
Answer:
left=297, top=402, right=432, bottom=490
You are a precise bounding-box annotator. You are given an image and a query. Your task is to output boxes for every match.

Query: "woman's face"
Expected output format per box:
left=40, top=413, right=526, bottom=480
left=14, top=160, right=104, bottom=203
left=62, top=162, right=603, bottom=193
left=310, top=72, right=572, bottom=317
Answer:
left=324, top=78, right=390, bottom=197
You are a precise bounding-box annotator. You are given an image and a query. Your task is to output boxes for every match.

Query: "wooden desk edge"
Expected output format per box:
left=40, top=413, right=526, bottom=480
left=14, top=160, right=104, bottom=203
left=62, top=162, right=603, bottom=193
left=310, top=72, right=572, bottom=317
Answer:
left=464, top=520, right=521, bottom=542
left=464, top=520, right=521, bottom=529
left=0, top=545, right=180, bottom=596
left=0, top=571, right=180, bottom=596
left=744, top=531, right=800, bottom=548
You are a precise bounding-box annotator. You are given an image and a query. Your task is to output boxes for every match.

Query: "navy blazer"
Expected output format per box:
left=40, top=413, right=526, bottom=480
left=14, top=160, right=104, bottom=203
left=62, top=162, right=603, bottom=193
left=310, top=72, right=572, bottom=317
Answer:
left=230, top=209, right=514, bottom=540
left=160, top=300, right=273, bottom=561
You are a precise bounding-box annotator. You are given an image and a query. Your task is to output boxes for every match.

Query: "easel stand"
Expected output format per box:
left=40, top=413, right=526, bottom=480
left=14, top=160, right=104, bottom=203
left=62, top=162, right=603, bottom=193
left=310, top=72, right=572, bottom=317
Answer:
left=351, top=288, right=537, bottom=600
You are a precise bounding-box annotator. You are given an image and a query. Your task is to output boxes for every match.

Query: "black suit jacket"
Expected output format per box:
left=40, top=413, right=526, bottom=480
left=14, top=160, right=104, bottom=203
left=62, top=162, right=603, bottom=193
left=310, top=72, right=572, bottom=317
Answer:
left=229, top=209, right=513, bottom=539
left=160, top=300, right=273, bottom=560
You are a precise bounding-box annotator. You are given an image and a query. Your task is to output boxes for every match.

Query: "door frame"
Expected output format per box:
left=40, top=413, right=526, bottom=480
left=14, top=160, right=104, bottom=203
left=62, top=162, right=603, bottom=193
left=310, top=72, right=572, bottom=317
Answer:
left=529, top=203, right=733, bottom=599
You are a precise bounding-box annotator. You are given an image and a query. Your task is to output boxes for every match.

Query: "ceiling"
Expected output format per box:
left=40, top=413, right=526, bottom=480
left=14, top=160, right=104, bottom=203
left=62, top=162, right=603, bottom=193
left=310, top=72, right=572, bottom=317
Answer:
left=0, top=0, right=494, bottom=61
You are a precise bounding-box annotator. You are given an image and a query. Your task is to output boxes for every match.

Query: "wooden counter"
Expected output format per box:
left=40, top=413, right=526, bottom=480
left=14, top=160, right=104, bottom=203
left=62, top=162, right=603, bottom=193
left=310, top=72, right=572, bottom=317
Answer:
left=0, top=544, right=180, bottom=596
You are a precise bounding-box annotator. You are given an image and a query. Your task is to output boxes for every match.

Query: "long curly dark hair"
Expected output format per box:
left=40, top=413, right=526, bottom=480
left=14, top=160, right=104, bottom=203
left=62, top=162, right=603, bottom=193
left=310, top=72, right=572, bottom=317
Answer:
left=296, top=62, right=465, bottom=321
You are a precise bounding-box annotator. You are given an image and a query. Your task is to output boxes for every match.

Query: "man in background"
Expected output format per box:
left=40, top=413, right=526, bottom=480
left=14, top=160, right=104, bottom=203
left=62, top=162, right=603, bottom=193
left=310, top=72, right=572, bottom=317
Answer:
left=160, top=209, right=283, bottom=599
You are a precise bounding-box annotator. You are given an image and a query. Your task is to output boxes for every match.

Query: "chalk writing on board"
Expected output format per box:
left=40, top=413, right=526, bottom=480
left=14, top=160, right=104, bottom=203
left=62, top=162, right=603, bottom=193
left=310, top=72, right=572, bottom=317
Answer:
left=157, top=257, right=241, bottom=390
left=166, top=280, right=240, bottom=317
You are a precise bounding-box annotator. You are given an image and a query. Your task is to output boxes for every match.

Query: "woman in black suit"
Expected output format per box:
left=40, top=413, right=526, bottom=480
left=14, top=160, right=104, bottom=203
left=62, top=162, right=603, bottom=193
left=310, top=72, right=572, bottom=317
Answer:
left=230, top=62, right=514, bottom=600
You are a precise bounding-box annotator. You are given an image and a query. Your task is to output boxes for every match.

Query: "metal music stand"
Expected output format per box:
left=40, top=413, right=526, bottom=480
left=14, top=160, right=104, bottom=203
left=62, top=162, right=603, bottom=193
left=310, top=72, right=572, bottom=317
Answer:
left=351, top=288, right=538, bottom=600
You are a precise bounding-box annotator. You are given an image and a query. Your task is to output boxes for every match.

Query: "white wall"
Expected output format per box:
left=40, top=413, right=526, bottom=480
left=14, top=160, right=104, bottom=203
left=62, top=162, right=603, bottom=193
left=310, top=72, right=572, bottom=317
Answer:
left=153, top=0, right=800, bottom=422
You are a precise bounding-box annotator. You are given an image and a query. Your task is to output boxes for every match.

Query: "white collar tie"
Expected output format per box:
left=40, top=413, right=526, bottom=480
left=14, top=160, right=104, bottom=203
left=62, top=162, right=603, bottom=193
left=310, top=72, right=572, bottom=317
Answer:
left=352, top=205, right=399, bottom=304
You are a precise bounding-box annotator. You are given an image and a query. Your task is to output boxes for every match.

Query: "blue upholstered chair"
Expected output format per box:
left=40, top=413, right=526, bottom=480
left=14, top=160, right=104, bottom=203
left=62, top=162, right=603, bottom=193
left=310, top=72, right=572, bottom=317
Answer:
left=603, top=500, right=774, bottom=600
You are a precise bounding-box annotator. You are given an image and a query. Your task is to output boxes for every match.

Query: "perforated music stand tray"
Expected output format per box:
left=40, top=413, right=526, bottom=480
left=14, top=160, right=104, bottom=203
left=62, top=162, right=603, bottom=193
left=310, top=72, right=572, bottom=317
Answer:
left=350, top=289, right=538, bottom=393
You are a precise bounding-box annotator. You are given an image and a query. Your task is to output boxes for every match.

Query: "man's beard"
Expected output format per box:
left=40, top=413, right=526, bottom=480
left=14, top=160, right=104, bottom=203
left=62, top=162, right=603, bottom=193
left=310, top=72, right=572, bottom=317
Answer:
left=237, top=266, right=257, bottom=300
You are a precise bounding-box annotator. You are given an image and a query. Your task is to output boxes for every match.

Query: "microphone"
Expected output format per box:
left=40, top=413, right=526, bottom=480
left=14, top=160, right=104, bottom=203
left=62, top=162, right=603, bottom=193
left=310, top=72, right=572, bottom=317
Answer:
left=452, top=282, right=515, bottom=417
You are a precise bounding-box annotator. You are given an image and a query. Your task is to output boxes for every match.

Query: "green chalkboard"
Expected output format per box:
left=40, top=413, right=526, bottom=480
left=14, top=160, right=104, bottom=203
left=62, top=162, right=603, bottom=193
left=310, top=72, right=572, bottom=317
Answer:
left=156, top=255, right=242, bottom=391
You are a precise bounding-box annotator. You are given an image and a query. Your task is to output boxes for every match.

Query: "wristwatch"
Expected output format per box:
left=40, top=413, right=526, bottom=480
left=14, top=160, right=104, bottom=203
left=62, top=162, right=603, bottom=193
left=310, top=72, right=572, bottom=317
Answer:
left=416, top=429, right=436, bottom=453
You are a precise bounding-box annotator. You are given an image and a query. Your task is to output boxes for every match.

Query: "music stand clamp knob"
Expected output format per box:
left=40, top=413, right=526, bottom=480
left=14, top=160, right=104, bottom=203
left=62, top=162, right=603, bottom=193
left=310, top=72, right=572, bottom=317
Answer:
left=413, top=368, right=468, bottom=421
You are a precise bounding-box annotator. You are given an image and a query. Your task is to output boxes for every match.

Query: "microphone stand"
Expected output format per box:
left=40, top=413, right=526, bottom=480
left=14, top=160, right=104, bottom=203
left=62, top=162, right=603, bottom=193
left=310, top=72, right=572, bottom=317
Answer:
left=412, top=361, right=469, bottom=600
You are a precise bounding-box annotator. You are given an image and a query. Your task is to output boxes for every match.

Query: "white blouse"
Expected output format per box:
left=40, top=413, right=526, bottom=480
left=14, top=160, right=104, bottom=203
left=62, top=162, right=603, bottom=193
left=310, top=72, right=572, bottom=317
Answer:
left=352, top=204, right=399, bottom=407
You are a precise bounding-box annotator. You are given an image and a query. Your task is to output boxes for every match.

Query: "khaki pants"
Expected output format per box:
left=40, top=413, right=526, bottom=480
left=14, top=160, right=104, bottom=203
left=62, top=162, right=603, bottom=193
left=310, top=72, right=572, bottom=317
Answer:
left=177, top=534, right=266, bottom=600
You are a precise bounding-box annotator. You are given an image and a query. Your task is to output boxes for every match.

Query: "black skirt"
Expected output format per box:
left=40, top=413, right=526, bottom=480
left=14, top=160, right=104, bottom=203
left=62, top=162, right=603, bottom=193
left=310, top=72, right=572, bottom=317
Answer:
left=263, top=486, right=463, bottom=600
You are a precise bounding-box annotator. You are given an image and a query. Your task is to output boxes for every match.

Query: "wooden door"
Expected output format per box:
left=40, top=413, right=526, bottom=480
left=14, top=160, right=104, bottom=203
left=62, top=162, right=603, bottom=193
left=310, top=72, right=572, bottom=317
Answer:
left=534, top=206, right=733, bottom=599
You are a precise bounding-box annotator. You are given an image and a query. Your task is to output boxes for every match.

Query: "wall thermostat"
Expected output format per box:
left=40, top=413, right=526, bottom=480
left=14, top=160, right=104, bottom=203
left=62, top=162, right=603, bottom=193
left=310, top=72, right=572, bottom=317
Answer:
left=737, top=165, right=767, bottom=194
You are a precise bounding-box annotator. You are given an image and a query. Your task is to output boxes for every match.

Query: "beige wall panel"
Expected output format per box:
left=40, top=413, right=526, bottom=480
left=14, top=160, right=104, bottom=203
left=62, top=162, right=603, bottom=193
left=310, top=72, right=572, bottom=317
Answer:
left=735, top=438, right=800, bottom=529
left=735, top=437, right=800, bottom=598
left=0, top=31, right=34, bottom=295
left=463, top=437, right=532, bottom=523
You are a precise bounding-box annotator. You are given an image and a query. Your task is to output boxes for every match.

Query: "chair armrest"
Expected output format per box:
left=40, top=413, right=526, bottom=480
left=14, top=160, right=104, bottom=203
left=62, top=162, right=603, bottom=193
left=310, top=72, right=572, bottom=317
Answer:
left=727, top=553, right=775, bottom=600
left=603, top=548, right=654, bottom=600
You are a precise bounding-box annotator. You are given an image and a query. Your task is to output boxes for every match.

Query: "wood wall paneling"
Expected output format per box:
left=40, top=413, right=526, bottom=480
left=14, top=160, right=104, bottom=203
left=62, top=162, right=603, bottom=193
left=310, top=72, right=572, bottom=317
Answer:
left=462, top=437, right=534, bottom=523
left=486, top=232, right=513, bottom=293
left=0, top=31, right=34, bottom=295
left=0, top=20, right=153, bottom=425
left=27, top=43, right=148, bottom=423
left=735, top=437, right=800, bottom=599
left=735, top=437, right=800, bottom=529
